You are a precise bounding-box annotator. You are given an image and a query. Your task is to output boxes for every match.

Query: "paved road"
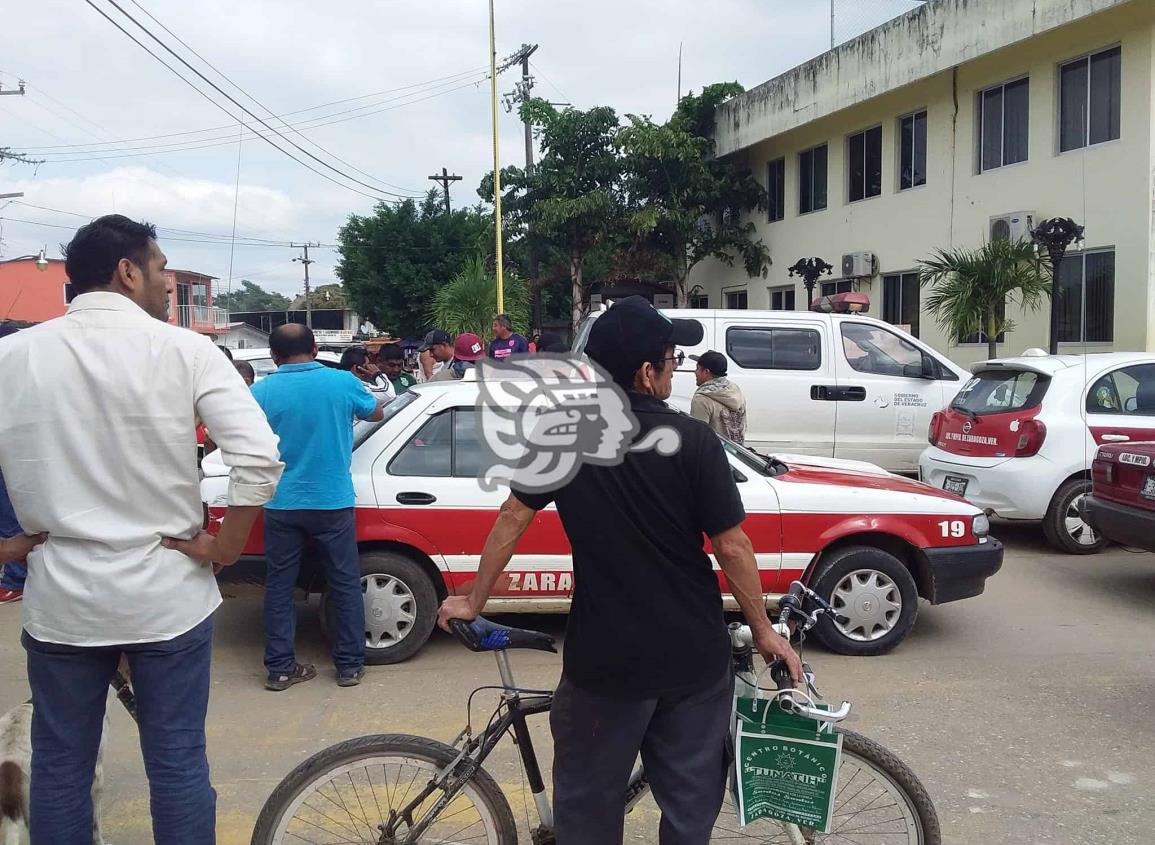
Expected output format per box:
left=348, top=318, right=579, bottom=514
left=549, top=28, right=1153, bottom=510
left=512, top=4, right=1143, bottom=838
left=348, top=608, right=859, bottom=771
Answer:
left=2, top=525, right=1153, bottom=843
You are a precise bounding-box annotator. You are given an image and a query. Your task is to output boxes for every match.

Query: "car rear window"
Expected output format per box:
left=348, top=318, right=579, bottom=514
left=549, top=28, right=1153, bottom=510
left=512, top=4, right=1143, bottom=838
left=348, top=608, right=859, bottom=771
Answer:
left=951, top=369, right=1050, bottom=415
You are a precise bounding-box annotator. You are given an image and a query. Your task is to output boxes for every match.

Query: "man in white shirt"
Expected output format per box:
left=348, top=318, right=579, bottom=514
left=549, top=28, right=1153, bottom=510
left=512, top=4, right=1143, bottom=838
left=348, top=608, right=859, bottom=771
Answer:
left=0, top=214, right=283, bottom=844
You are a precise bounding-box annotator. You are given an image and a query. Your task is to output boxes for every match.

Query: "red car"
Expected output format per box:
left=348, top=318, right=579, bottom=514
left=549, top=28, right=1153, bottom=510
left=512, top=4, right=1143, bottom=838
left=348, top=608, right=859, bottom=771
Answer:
left=1083, top=443, right=1155, bottom=551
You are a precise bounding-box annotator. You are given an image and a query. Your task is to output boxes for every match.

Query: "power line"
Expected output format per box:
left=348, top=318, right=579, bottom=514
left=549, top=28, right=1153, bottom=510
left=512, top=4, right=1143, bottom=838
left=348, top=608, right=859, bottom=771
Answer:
left=81, top=0, right=412, bottom=202
left=20, top=76, right=487, bottom=163
left=120, top=0, right=422, bottom=196
left=10, top=201, right=295, bottom=244
left=529, top=61, right=570, bottom=104
left=14, top=66, right=488, bottom=154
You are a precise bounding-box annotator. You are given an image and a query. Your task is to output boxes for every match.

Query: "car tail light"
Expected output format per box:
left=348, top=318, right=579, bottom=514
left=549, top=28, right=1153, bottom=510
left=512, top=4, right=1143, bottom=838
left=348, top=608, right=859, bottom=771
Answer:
left=1014, top=419, right=1047, bottom=457
left=1092, top=458, right=1114, bottom=485
left=928, top=411, right=944, bottom=445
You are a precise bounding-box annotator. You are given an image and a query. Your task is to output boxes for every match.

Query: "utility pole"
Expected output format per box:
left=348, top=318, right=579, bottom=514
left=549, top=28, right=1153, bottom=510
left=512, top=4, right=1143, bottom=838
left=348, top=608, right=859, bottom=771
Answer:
left=830, top=0, right=836, bottom=50
left=0, top=81, right=42, bottom=171
left=503, top=44, right=541, bottom=327
left=427, top=167, right=463, bottom=214
left=291, top=242, right=319, bottom=329
left=0, top=79, right=26, bottom=97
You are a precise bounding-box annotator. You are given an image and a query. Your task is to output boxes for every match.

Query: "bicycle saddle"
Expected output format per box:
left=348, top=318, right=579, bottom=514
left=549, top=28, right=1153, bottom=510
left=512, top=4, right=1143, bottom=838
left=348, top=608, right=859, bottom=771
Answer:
left=448, top=616, right=558, bottom=654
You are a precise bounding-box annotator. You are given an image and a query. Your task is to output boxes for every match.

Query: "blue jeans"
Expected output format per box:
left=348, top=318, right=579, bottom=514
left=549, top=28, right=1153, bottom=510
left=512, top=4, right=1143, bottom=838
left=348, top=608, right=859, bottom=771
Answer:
left=0, top=560, right=26, bottom=590
left=263, top=508, right=364, bottom=674
left=22, top=615, right=216, bottom=845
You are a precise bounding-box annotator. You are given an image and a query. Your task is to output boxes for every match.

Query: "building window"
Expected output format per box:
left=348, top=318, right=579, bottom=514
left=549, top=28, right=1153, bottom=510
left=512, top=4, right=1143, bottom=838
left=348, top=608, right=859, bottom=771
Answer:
left=689, top=293, right=709, bottom=309
left=727, top=327, right=822, bottom=371
left=798, top=144, right=828, bottom=214
left=769, top=286, right=795, bottom=311
left=767, top=157, right=785, bottom=222
left=724, top=289, right=748, bottom=310
left=979, top=77, right=1029, bottom=171
left=847, top=126, right=883, bottom=202
left=820, top=280, right=853, bottom=297
left=63, top=283, right=76, bottom=304
left=899, top=111, right=927, bottom=190
left=1059, top=46, right=1121, bottom=152
left=1058, top=249, right=1115, bottom=344
left=882, top=272, right=920, bottom=338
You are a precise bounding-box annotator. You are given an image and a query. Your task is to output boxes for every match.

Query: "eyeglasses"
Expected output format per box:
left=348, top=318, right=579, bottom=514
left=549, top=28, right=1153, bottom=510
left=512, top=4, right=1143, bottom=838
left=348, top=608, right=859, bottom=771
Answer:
left=659, top=350, right=686, bottom=368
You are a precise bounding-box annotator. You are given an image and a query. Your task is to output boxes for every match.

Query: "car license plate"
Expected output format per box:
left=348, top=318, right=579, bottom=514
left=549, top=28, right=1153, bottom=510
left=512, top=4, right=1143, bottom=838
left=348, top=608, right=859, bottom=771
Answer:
left=943, top=476, right=969, bottom=497
left=1141, top=476, right=1155, bottom=501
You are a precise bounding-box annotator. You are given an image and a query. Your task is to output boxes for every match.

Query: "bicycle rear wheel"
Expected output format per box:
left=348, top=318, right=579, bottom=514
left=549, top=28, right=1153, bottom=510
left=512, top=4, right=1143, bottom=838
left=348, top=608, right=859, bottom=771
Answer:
left=251, top=734, right=518, bottom=845
left=710, top=729, right=940, bottom=844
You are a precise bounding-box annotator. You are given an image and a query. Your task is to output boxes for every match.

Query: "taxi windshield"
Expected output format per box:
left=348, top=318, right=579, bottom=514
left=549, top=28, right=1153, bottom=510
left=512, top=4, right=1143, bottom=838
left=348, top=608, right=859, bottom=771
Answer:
left=720, top=438, right=788, bottom=477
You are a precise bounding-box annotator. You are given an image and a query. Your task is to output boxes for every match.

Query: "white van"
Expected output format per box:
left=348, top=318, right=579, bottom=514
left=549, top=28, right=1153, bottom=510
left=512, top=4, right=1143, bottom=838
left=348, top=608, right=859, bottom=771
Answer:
left=574, top=304, right=968, bottom=474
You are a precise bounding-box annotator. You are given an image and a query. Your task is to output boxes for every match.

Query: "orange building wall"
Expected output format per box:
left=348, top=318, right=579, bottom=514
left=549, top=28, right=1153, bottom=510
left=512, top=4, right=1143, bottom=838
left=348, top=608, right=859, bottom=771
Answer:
left=0, top=259, right=70, bottom=323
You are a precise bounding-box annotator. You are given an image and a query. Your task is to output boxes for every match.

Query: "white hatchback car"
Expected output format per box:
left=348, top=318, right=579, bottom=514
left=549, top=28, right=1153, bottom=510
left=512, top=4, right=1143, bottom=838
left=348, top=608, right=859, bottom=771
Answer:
left=920, top=351, right=1155, bottom=554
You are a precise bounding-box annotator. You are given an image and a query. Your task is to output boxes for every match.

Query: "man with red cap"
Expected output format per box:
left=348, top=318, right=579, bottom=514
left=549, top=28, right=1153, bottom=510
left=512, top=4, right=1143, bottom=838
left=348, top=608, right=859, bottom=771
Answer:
left=438, top=296, right=800, bottom=843
left=429, top=332, right=486, bottom=381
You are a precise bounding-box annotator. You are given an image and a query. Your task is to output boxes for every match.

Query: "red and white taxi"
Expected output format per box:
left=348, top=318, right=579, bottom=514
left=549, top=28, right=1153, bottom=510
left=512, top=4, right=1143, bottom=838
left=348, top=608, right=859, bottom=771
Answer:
left=921, top=351, right=1155, bottom=554
left=204, top=377, right=1003, bottom=664
left=1083, top=441, right=1155, bottom=552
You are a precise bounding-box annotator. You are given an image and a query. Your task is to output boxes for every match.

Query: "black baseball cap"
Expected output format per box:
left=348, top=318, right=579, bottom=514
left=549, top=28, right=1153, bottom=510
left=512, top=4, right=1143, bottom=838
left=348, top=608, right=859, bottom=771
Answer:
left=585, top=296, right=703, bottom=383
left=419, top=329, right=452, bottom=352
left=690, top=350, right=728, bottom=376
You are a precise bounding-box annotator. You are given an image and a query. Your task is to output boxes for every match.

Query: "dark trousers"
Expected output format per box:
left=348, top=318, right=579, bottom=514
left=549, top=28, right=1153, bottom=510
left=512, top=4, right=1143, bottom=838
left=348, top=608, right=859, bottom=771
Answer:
left=550, top=669, right=733, bottom=845
left=23, top=615, right=216, bottom=845
left=263, top=507, right=364, bottom=674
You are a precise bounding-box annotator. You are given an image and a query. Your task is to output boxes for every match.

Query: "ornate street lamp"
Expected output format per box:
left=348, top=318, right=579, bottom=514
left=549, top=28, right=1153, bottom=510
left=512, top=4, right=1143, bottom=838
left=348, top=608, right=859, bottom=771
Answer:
left=1030, top=217, right=1084, bottom=355
left=787, top=257, right=834, bottom=308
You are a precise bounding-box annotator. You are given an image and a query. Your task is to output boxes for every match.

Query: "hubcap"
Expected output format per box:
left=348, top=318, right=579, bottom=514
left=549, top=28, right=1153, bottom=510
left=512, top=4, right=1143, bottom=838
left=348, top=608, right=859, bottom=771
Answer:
left=1064, top=493, right=1100, bottom=546
left=831, top=569, right=902, bottom=642
left=362, top=574, right=417, bottom=650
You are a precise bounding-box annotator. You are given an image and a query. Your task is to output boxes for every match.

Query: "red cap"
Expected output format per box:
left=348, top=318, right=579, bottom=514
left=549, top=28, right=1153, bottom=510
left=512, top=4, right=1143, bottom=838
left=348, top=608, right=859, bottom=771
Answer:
left=454, top=333, right=485, bottom=361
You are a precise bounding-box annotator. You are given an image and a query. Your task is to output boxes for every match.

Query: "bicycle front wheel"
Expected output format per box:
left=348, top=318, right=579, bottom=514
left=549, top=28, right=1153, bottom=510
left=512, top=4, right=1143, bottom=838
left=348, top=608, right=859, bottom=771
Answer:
left=711, top=729, right=941, bottom=844
left=251, top=734, right=518, bottom=845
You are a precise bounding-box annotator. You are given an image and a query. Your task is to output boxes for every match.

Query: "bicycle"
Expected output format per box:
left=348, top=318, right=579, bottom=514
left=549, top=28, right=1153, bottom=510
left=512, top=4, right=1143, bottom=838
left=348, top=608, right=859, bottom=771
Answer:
left=252, top=582, right=941, bottom=844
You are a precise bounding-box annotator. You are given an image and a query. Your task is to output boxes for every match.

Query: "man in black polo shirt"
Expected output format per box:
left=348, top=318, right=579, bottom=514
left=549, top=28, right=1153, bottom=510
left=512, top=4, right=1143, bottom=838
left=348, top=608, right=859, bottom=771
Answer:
left=438, top=296, right=801, bottom=844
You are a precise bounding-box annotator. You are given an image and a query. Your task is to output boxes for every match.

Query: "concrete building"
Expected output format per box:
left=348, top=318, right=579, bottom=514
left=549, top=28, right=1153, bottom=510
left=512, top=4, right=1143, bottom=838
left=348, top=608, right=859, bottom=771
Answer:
left=217, top=322, right=269, bottom=350
left=691, top=0, right=1155, bottom=364
left=0, top=256, right=229, bottom=337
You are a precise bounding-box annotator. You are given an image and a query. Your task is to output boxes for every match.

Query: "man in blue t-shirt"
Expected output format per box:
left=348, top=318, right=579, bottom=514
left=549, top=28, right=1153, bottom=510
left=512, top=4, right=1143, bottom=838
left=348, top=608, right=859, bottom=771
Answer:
left=252, top=324, right=384, bottom=690
left=487, top=314, right=529, bottom=361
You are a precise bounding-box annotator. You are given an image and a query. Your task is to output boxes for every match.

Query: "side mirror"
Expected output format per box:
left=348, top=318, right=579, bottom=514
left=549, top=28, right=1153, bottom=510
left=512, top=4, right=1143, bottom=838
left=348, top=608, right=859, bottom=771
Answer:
left=903, top=355, right=936, bottom=380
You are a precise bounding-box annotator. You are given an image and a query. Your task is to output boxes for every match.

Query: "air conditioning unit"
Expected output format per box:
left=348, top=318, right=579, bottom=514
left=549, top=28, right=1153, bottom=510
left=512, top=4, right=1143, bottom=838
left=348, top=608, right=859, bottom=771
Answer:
left=653, top=293, right=675, bottom=309
left=989, top=211, right=1034, bottom=242
left=841, top=251, right=876, bottom=278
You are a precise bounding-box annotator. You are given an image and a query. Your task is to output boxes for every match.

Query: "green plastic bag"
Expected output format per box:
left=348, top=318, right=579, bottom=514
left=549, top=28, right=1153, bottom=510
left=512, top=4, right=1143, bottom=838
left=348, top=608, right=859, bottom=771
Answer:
left=732, top=690, right=842, bottom=831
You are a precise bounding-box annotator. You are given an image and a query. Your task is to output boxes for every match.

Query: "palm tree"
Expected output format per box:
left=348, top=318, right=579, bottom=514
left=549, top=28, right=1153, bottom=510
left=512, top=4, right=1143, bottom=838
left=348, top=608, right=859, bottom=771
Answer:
left=918, top=239, right=1051, bottom=359
left=428, top=256, right=530, bottom=340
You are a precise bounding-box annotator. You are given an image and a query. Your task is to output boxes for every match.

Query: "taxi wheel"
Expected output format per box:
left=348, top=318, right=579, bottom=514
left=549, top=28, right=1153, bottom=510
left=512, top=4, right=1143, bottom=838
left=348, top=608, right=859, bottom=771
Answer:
left=1043, top=478, right=1108, bottom=555
left=320, top=552, right=439, bottom=665
left=809, top=546, right=919, bottom=656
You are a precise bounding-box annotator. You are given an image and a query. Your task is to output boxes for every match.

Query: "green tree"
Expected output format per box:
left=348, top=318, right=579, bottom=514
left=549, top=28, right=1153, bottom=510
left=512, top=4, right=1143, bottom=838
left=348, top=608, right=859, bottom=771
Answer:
left=482, top=100, right=625, bottom=332
left=214, top=279, right=291, bottom=312
left=336, top=191, right=490, bottom=337
left=618, top=82, right=770, bottom=307
left=428, top=255, right=529, bottom=340
left=300, top=283, right=347, bottom=310
left=918, top=238, right=1052, bottom=358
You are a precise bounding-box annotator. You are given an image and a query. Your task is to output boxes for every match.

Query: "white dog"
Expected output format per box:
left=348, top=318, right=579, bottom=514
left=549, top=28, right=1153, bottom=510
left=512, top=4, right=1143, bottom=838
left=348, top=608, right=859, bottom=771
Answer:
left=0, top=701, right=109, bottom=845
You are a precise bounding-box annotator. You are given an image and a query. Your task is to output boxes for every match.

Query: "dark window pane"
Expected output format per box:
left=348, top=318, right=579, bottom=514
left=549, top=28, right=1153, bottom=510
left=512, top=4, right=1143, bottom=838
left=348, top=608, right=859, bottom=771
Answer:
left=1089, top=47, right=1121, bottom=145
left=799, top=149, right=813, bottom=213
left=389, top=413, right=452, bottom=477
left=882, top=274, right=901, bottom=324
left=1056, top=256, right=1083, bottom=343
left=812, top=145, right=828, bottom=210
left=785, top=289, right=795, bottom=310
left=899, top=116, right=915, bottom=190
left=913, top=112, right=927, bottom=186
left=726, top=290, right=748, bottom=310
left=727, top=328, right=821, bottom=371
left=1059, top=59, right=1089, bottom=151
left=849, top=131, right=866, bottom=202
left=1084, top=251, right=1115, bottom=342
left=1003, top=78, right=1029, bottom=165
left=452, top=410, right=495, bottom=478
left=768, top=158, right=785, bottom=222
left=981, top=87, right=1003, bottom=171
left=902, top=272, right=920, bottom=338
left=865, top=126, right=883, bottom=198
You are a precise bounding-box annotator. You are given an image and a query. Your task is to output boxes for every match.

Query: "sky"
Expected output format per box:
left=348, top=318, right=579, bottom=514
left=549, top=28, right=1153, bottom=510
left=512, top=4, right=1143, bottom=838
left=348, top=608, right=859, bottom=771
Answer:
left=0, top=0, right=921, bottom=302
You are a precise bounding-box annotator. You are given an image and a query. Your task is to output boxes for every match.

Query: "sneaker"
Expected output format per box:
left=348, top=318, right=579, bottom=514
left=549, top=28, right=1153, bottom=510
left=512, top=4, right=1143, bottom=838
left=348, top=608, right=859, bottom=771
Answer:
left=0, top=588, right=22, bottom=604
left=265, top=663, right=316, bottom=692
left=337, top=667, right=366, bottom=688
